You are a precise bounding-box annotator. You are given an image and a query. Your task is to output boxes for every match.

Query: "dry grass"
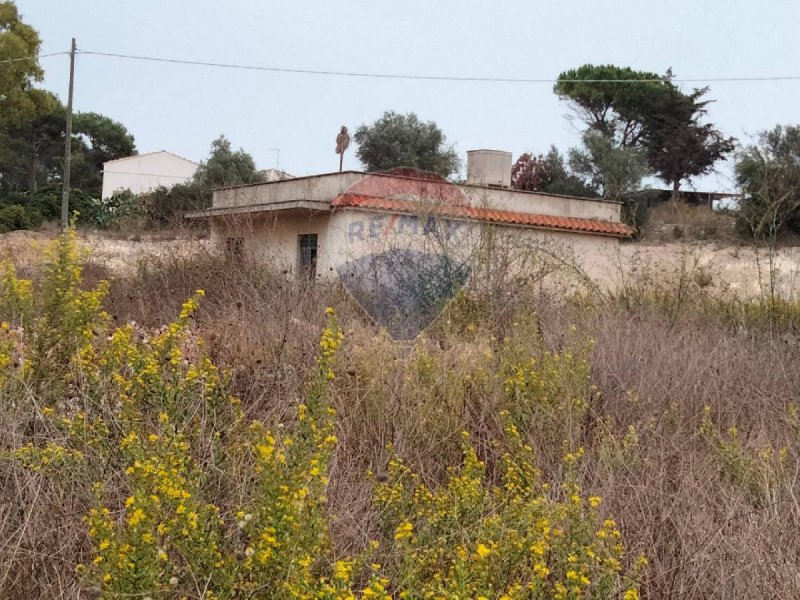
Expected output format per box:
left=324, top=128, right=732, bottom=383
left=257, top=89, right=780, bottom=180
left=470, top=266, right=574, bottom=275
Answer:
left=642, top=202, right=737, bottom=243
left=3, top=232, right=800, bottom=598
left=585, top=312, right=800, bottom=598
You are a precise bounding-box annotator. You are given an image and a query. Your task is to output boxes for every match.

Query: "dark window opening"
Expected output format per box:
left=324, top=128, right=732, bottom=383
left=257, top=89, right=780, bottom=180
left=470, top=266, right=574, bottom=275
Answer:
left=225, top=237, right=244, bottom=258
left=298, top=233, right=318, bottom=279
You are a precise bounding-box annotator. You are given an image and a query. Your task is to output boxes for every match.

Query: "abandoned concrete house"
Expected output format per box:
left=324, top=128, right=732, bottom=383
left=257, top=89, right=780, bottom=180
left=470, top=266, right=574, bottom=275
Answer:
left=188, top=150, right=632, bottom=275
left=186, top=150, right=634, bottom=337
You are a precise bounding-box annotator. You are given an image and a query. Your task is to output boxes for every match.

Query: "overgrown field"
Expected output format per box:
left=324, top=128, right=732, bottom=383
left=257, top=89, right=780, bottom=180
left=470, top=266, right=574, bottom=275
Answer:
left=2, top=231, right=800, bottom=599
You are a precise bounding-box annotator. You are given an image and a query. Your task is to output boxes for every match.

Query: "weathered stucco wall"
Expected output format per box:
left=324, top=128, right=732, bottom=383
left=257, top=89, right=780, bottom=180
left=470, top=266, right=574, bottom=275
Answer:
left=457, top=184, right=621, bottom=222
left=210, top=211, right=334, bottom=277
left=211, top=207, right=621, bottom=286
left=325, top=209, right=620, bottom=284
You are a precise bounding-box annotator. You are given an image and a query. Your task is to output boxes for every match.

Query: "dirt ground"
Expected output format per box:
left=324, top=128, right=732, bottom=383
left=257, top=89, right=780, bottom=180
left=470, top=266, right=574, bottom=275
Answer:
left=2, top=229, right=799, bottom=299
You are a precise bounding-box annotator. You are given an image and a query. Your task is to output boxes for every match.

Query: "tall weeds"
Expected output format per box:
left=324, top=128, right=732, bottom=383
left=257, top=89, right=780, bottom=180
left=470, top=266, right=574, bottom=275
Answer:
left=3, top=229, right=800, bottom=598
left=1, top=231, right=646, bottom=599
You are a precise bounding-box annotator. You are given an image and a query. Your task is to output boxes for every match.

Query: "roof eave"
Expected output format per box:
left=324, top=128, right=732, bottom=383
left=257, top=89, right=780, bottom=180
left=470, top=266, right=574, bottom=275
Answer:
left=330, top=197, right=634, bottom=238
left=185, top=200, right=331, bottom=219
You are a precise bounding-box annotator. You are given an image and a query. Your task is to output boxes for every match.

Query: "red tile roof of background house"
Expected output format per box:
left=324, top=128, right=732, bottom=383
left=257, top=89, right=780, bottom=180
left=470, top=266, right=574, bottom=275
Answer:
left=331, top=193, right=635, bottom=238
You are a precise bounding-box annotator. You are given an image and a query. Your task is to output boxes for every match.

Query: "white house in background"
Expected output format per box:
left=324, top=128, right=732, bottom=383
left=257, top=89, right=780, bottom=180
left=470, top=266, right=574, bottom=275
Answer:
left=101, top=151, right=199, bottom=199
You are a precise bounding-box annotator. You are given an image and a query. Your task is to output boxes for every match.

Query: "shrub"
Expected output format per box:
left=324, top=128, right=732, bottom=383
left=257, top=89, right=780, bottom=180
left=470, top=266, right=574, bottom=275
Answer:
left=0, top=186, right=122, bottom=230
left=141, top=181, right=211, bottom=227
left=0, top=204, right=33, bottom=232
left=700, top=406, right=790, bottom=509
left=28, top=185, right=98, bottom=223
left=78, top=189, right=143, bottom=229
left=374, top=427, right=642, bottom=599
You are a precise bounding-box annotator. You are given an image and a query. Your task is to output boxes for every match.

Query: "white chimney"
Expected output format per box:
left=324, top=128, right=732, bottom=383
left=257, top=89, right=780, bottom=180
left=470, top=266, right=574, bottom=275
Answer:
left=466, top=149, right=512, bottom=188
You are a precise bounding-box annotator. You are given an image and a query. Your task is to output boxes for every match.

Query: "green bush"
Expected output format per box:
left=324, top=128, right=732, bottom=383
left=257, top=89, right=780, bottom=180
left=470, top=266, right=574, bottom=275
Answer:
left=0, top=192, right=46, bottom=231
left=34, top=186, right=102, bottom=225
left=0, top=180, right=211, bottom=232
left=141, top=181, right=211, bottom=227
left=81, top=189, right=142, bottom=229
left=0, top=186, right=147, bottom=231
left=0, top=204, right=37, bottom=232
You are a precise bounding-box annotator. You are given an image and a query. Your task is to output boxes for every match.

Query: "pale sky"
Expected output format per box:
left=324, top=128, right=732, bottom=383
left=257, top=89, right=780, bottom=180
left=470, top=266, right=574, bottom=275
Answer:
left=17, top=0, right=800, bottom=193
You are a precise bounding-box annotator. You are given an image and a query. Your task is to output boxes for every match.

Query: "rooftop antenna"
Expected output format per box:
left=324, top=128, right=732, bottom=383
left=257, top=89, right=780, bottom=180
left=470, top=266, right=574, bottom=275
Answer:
left=268, top=148, right=280, bottom=169
left=335, top=126, right=350, bottom=173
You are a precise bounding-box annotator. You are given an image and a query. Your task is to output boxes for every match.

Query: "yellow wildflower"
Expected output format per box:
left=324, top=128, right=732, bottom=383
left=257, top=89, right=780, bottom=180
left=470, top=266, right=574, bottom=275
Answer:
left=475, top=542, right=491, bottom=559
left=394, top=521, right=413, bottom=541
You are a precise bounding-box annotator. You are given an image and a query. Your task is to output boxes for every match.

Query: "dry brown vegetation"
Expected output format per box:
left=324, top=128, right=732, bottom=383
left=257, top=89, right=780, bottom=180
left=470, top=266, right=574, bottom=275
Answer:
left=3, top=229, right=800, bottom=598
left=640, top=202, right=737, bottom=243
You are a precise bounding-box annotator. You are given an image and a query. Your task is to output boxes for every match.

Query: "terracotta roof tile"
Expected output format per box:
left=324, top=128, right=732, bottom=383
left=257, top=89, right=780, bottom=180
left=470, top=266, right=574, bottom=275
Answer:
left=331, top=193, right=635, bottom=238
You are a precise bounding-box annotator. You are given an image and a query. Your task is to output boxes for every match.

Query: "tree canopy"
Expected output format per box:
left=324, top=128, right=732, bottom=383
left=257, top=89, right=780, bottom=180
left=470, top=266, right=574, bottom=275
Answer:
left=554, top=65, right=673, bottom=148
left=0, top=91, right=62, bottom=194
left=568, top=131, right=650, bottom=201
left=0, top=1, right=53, bottom=128
left=193, top=135, right=264, bottom=188
left=555, top=64, right=735, bottom=199
left=0, top=4, right=137, bottom=204
left=74, top=112, right=136, bottom=171
left=644, top=86, right=735, bottom=199
left=354, top=111, right=460, bottom=177
left=0, top=98, right=137, bottom=197
left=736, top=125, right=800, bottom=239
left=137, top=136, right=264, bottom=226
left=0, top=4, right=268, bottom=231
left=71, top=111, right=137, bottom=195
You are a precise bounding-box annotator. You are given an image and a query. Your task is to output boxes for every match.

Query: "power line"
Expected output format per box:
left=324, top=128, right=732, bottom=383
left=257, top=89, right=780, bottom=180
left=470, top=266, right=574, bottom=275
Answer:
left=5, top=49, right=799, bottom=84
left=0, top=52, right=70, bottom=65
left=78, top=49, right=800, bottom=84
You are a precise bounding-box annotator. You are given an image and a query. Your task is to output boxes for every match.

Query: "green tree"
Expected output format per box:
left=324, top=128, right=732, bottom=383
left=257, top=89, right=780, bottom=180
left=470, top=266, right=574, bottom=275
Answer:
left=0, top=101, right=136, bottom=198
left=554, top=64, right=673, bottom=148
left=138, top=135, right=262, bottom=226
left=0, top=5, right=139, bottom=228
left=554, top=65, right=665, bottom=201
left=0, top=93, right=63, bottom=194
left=555, top=64, right=734, bottom=202
left=70, top=111, right=137, bottom=196
left=734, top=125, right=800, bottom=333
left=0, top=1, right=53, bottom=128
left=354, top=111, right=460, bottom=177
left=73, top=112, right=136, bottom=168
left=193, top=135, right=264, bottom=188
left=568, top=131, right=650, bottom=201
left=736, top=125, right=800, bottom=240
left=645, top=86, right=735, bottom=203
left=140, top=181, right=210, bottom=227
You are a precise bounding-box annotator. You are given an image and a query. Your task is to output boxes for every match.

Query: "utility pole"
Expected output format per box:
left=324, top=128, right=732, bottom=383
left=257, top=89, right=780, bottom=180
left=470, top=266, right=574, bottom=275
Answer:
left=61, top=38, right=76, bottom=230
